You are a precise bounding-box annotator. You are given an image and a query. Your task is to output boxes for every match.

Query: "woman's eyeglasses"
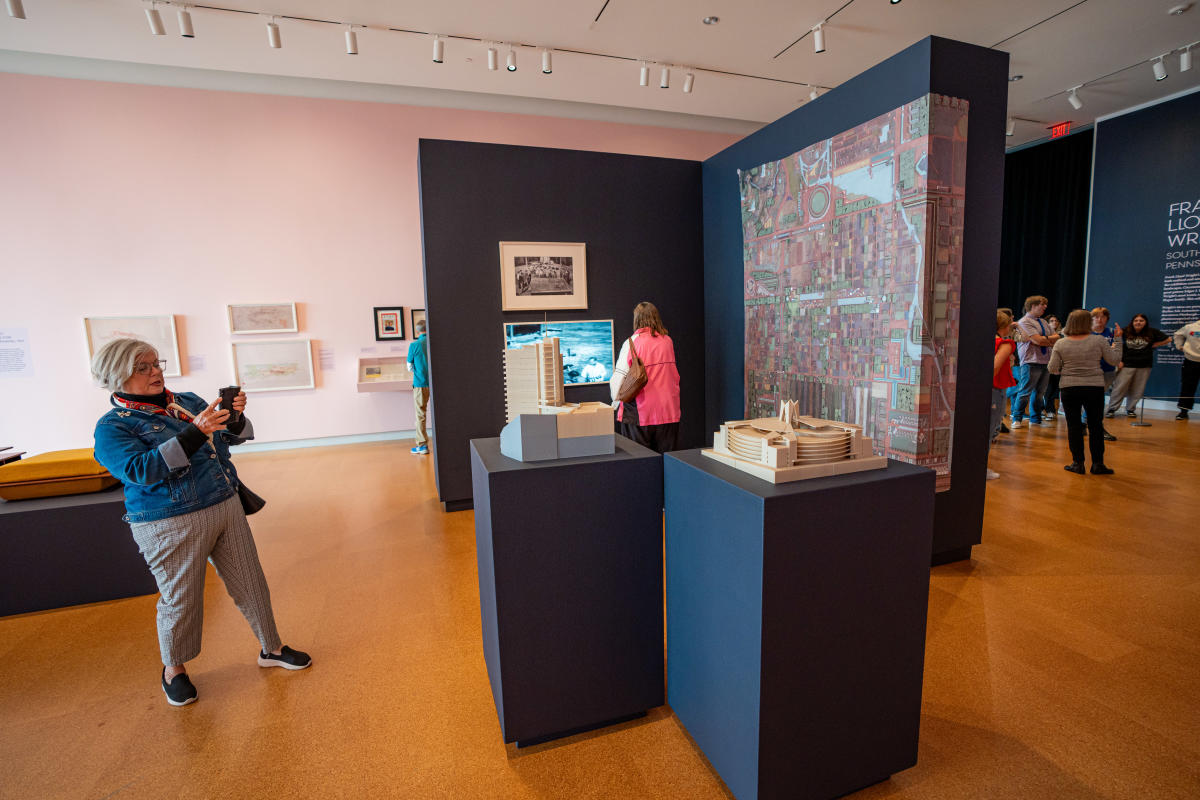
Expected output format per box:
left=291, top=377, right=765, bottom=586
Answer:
left=132, top=360, right=168, bottom=375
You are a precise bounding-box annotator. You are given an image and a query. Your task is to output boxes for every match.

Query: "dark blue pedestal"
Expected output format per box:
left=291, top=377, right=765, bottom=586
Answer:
left=470, top=435, right=665, bottom=745
left=665, top=451, right=935, bottom=800
left=1, top=486, right=156, bottom=616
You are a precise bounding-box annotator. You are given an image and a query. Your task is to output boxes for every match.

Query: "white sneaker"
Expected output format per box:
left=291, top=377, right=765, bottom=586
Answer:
left=1009, top=420, right=1023, bottom=429
left=986, top=469, right=1000, bottom=480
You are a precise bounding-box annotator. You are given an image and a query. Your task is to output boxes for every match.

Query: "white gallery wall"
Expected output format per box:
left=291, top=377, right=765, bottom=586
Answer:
left=0, top=72, right=738, bottom=457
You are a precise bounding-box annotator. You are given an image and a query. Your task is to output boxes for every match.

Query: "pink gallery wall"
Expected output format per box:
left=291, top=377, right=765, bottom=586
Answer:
left=0, top=72, right=740, bottom=456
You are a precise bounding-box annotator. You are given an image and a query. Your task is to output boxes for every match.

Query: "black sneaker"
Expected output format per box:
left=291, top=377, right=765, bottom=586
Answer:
left=162, top=669, right=197, bottom=706
left=1177, top=410, right=1189, bottom=421
left=1102, top=430, right=1117, bottom=442
left=1126, top=410, right=1137, bottom=418
left=1104, top=411, right=1115, bottom=419
left=1090, top=464, right=1114, bottom=475
left=258, top=645, right=312, bottom=670
left=1063, top=462, right=1086, bottom=474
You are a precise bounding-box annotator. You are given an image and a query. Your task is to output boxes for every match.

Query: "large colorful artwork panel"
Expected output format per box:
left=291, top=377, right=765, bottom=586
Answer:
left=740, top=94, right=968, bottom=490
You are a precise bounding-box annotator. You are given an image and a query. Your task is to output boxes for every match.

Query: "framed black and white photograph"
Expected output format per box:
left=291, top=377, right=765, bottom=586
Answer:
left=499, top=241, right=587, bottom=311
left=373, top=306, right=405, bottom=341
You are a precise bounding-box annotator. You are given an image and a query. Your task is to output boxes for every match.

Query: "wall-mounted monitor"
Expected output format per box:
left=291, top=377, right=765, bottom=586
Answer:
left=503, top=320, right=614, bottom=386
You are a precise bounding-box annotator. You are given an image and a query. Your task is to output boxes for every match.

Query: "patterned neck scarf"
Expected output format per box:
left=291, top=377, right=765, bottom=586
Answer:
left=111, top=390, right=196, bottom=423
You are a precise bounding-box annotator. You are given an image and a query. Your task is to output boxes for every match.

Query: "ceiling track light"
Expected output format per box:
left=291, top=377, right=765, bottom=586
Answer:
left=810, top=87, right=820, bottom=101
left=432, top=35, right=444, bottom=64
left=345, top=25, right=357, bottom=55
left=177, top=7, right=194, bottom=38
left=890, top=0, right=902, bottom=4
left=1067, top=87, right=1083, bottom=110
left=1182, top=46, right=1193, bottom=72
left=639, top=63, right=650, bottom=87
left=813, top=23, right=826, bottom=54
left=145, top=2, right=165, bottom=36
left=506, top=48, right=517, bottom=72
left=541, top=48, right=552, bottom=74
left=487, top=43, right=497, bottom=71
left=1152, top=55, right=1167, bottom=81
left=660, top=65, right=671, bottom=89
left=683, top=71, right=695, bottom=93
left=5, top=0, right=25, bottom=20
left=266, top=16, right=280, bottom=49
left=1006, top=117, right=1015, bottom=136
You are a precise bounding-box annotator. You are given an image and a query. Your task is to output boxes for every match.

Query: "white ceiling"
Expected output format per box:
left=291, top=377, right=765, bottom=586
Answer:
left=2, top=0, right=1199, bottom=146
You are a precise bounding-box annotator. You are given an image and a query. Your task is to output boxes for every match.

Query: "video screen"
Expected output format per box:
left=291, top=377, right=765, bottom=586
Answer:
left=503, top=320, right=614, bottom=386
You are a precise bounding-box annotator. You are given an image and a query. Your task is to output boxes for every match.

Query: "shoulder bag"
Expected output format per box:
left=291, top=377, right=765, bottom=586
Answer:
left=616, top=336, right=648, bottom=404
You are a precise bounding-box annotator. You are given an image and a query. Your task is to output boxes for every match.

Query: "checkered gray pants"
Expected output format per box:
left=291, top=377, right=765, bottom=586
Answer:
left=129, top=495, right=282, bottom=665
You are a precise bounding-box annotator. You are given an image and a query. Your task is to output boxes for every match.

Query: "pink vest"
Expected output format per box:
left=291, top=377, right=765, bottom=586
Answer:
left=620, top=329, right=681, bottom=426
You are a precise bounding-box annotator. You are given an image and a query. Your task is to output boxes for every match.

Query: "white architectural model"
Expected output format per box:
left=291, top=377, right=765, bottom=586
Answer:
left=501, top=337, right=614, bottom=462
left=504, top=337, right=564, bottom=422
left=703, top=400, right=887, bottom=483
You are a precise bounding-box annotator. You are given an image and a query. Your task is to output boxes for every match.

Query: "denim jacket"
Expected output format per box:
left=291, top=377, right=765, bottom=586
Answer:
left=93, top=391, right=255, bottom=523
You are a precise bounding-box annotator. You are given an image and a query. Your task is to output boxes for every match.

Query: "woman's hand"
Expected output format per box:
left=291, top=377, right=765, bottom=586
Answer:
left=192, top=398, right=230, bottom=435
left=232, top=390, right=247, bottom=413
left=1113, top=323, right=1123, bottom=337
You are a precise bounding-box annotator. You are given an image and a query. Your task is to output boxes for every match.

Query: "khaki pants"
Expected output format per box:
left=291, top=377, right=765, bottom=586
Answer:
left=413, top=387, right=430, bottom=446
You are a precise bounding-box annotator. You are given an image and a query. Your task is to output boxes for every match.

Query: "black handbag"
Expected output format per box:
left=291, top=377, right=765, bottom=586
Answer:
left=237, top=482, right=267, bottom=515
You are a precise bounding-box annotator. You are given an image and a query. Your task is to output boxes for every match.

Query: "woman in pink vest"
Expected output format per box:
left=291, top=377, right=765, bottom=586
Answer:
left=610, top=302, right=681, bottom=453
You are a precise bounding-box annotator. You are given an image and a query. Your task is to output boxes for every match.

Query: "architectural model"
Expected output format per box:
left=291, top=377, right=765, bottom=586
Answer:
left=702, top=401, right=887, bottom=484
left=504, top=337, right=564, bottom=422
left=500, top=337, right=614, bottom=462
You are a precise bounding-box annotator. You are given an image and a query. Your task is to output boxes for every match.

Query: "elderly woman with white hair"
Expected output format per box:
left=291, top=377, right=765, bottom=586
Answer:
left=91, top=338, right=310, bottom=707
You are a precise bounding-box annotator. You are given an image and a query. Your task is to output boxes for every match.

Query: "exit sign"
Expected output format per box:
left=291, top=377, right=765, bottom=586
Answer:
left=1049, top=121, right=1072, bottom=139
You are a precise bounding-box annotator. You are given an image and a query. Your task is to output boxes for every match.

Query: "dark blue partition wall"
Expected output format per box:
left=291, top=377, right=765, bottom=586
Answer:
left=1087, top=89, right=1200, bottom=403
left=701, top=36, right=1008, bottom=562
left=419, top=140, right=704, bottom=509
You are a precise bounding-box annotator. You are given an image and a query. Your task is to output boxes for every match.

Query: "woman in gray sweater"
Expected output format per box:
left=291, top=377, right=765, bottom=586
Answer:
left=1048, top=309, right=1123, bottom=474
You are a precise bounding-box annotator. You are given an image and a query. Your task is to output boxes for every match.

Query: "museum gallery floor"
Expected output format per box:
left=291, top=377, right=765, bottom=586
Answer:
left=1, top=414, right=1197, bottom=798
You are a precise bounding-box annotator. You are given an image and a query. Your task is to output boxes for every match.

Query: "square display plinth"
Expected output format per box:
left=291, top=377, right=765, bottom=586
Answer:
left=1, top=486, right=156, bottom=616
left=665, top=450, right=935, bottom=800
left=470, top=435, right=665, bottom=745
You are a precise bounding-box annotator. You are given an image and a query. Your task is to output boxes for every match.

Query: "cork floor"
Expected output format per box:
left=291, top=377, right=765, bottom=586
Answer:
left=1, top=411, right=1198, bottom=799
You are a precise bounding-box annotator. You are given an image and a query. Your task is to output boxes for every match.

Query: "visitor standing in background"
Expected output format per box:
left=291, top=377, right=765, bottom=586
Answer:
left=1174, top=316, right=1200, bottom=420
left=988, top=309, right=1017, bottom=480
left=1042, top=314, right=1064, bottom=418
left=408, top=319, right=430, bottom=455
left=1104, top=313, right=1171, bottom=418
left=1049, top=310, right=1123, bottom=475
left=610, top=302, right=681, bottom=454
left=1090, top=307, right=1118, bottom=441
left=1011, top=295, right=1062, bottom=428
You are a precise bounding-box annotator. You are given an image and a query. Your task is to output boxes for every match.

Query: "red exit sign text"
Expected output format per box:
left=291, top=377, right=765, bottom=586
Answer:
left=1049, top=121, right=1072, bottom=139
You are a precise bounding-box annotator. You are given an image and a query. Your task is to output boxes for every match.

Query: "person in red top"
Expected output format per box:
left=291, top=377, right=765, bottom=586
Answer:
left=989, top=309, right=1018, bottom=480
left=609, top=302, right=681, bottom=453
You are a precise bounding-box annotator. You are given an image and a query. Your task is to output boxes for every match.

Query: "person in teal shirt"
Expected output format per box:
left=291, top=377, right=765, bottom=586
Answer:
left=407, top=320, right=430, bottom=454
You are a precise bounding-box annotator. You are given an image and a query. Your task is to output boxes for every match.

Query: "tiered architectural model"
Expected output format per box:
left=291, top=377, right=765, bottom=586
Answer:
left=501, top=337, right=614, bottom=462
left=703, top=400, right=887, bottom=483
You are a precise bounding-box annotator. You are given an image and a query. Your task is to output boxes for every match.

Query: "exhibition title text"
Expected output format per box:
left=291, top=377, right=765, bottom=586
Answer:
left=1168, top=200, right=1200, bottom=247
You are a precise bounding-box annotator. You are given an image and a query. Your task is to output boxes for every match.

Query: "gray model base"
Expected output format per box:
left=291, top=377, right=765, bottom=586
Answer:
left=500, top=415, right=615, bottom=462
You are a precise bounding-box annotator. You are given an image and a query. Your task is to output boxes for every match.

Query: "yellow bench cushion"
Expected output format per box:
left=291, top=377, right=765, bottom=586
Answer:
left=0, top=449, right=118, bottom=501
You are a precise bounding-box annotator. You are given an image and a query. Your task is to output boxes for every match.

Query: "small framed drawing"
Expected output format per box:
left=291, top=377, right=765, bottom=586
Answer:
left=231, top=339, right=315, bottom=392
left=228, top=302, right=298, bottom=335
left=84, top=314, right=183, bottom=378
left=410, top=308, right=426, bottom=336
left=373, top=306, right=405, bottom=340
left=499, top=241, right=587, bottom=311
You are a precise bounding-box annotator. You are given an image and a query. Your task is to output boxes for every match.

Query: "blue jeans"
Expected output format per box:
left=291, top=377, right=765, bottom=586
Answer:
left=1013, top=363, right=1050, bottom=422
